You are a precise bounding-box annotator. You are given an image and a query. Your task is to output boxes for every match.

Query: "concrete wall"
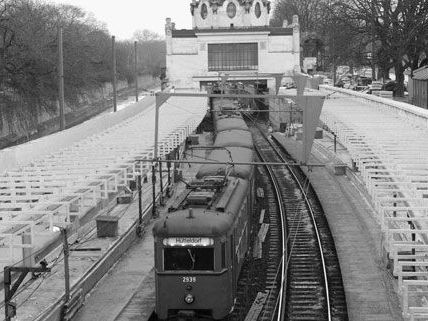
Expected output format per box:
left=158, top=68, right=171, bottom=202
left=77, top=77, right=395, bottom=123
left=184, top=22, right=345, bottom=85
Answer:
left=167, top=32, right=298, bottom=88
left=0, top=75, right=155, bottom=140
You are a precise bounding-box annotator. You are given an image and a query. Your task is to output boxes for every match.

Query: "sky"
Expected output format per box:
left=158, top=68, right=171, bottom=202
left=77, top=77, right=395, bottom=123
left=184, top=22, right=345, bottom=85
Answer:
left=47, top=0, right=194, bottom=39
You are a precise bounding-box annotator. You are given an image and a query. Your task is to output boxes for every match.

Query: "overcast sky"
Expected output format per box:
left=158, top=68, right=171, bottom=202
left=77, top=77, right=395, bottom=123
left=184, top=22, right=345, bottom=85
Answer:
left=47, top=0, right=193, bottom=39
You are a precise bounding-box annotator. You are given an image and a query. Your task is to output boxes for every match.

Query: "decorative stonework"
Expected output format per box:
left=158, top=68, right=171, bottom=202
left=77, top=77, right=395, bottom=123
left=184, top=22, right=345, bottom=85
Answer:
left=190, top=2, right=199, bottom=16
left=227, top=2, right=237, bottom=18
left=237, top=0, right=254, bottom=13
left=262, top=0, right=271, bottom=14
left=191, top=0, right=270, bottom=15
left=190, top=0, right=271, bottom=28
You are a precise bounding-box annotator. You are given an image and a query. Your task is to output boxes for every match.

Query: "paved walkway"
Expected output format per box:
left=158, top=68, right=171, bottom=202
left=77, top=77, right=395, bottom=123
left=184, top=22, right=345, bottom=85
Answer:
left=273, top=131, right=403, bottom=321
left=71, top=133, right=213, bottom=321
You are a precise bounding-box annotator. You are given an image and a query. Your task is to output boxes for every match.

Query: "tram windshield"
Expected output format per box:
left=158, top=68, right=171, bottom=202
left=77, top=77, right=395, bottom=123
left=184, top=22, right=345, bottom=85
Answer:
left=164, top=247, right=214, bottom=271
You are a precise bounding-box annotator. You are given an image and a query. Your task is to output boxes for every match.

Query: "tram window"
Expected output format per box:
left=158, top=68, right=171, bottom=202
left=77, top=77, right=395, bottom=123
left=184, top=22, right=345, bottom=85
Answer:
left=164, top=248, right=214, bottom=271
left=221, top=242, right=226, bottom=268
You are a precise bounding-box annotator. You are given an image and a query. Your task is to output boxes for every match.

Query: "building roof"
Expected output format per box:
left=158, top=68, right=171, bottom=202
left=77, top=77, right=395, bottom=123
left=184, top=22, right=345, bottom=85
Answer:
left=171, top=27, right=293, bottom=38
left=413, top=66, right=428, bottom=80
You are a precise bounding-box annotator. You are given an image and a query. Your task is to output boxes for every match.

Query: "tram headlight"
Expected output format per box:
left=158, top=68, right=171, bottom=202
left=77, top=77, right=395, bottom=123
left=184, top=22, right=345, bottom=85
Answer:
left=184, top=293, right=194, bottom=304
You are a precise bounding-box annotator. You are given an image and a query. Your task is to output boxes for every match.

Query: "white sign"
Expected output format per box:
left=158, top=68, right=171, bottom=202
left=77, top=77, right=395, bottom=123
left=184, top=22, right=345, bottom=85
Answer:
left=163, top=237, right=214, bottom=247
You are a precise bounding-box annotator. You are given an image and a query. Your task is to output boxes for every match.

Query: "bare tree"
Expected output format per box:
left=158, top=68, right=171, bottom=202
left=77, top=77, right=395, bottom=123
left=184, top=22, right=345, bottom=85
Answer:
left=133, top=29, right=162, bottom=42
left=337, top=0, right=428, bottom=95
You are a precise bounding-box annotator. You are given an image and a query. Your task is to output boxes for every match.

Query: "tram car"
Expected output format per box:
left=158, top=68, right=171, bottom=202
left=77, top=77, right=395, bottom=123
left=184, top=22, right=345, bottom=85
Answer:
left=152, top=107, right=255, bottom=320
left=216, top=117, right=249, bottom=133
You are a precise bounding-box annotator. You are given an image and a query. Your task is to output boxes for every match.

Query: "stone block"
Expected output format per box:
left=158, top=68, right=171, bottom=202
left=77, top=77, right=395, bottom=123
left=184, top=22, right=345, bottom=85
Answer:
left=334, top=164, right=347, bottom=176
left=187, top=135, right=199, bottom=145
left=96, top=215, right=119, bottom=237
left=117, top=194, right=132, bottom=204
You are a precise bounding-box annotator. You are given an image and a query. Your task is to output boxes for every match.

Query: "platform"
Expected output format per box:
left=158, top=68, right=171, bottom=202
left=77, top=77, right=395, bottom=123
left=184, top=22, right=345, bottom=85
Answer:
left=0, top=93, right=208, bottom=320
left=272, top=131, right=403, bottom=321
left=71, top=131, right=213, bottom=321
left=319, top=86, right=428, bottom=320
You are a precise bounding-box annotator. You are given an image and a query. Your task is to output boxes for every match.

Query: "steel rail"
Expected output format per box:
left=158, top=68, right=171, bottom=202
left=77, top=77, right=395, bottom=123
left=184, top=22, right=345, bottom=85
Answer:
left=269, top=136, right=332, bottom=321
left=254, top=145, right=287, bottom=321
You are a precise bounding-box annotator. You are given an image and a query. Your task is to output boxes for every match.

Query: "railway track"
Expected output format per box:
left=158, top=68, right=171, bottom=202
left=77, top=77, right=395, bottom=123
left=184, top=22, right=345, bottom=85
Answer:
left=248, top=120, right=348, bottom=321
left=101, top=120, right=347, bottom=321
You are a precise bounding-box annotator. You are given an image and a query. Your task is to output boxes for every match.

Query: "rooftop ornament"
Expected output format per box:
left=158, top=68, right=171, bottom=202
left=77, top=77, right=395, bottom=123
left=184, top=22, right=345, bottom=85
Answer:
left=238, top=0, right=254, bottom=13
left=262, top=0, right=271, bottom=14
left=190, top=0, right=200, bottom=16
left=209, top=0, right=226, bottom=14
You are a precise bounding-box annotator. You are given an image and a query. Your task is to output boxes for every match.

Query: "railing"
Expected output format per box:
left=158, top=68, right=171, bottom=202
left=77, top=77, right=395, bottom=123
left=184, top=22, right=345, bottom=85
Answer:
left=0, top=95, right=207, bottom=272
left=319, top=86, right=428, bottom=320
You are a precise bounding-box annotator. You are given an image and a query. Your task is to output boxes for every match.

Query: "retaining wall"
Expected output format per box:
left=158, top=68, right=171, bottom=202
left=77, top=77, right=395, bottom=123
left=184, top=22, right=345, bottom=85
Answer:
left=0, top=96, right=156, bottom=174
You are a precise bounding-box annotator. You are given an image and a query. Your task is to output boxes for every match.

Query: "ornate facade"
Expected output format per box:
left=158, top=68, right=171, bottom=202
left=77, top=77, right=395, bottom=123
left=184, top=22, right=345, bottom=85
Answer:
left=165, top=2, right=301, bottom=90
left=190, top=0, right=271, bottom=29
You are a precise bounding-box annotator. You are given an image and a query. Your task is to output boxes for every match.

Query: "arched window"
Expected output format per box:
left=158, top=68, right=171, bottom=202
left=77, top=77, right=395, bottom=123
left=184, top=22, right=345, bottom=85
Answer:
left=201, top=3, right=208, bottom=19
left=255, top=2, right=261, bottom=18
left=227, top=2, right=237, bottom=18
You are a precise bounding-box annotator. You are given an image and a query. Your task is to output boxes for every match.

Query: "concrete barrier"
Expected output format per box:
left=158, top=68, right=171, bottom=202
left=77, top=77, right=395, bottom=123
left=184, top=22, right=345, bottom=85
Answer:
left=320, top=85, right=428, bottom=130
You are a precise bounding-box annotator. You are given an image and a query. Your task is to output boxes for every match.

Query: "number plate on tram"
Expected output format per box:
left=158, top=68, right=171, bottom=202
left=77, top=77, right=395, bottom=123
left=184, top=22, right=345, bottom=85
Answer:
left=182, top=276, right=197, bottom=283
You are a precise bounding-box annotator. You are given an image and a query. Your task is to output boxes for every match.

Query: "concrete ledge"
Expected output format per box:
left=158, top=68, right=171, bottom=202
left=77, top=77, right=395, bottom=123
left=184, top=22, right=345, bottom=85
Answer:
left=0, top=96, right=155, bottom=173
left=333, top=163, right=347, bottom=176
left=34, top=200, right=155, bottom=321
left=320, top=85, right=428, bottom=129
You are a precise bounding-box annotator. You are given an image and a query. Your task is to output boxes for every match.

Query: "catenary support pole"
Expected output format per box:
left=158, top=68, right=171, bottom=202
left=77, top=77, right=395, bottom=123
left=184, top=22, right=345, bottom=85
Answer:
left=58, top=26, right=65, bottom=130
left=112, top=36, right=117, bottom=112
left=61, top=228, right=70, bottom=303
left=152, top=164, right=157, bottom=217
left=137, top=175, right=143, bottom=237
left=152, top=94, right=163, bottom=217
left=159, top=157, right=164, bottom=205
left=134, top=41, right=139, bottom=102
left=333, top=133, right=337, bottom=153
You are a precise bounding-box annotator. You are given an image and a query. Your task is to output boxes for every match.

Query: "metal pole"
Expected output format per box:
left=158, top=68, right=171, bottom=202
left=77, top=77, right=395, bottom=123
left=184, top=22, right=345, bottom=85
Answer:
left=112, top=36, right=117, bottom=112
left=152, top=94, right=162, bottom=217
left=333, top=133, right=337, bottom=153
left=134, top=41, right=139, bottom=102
left=4, top=267, right=11, bottom=321
left=167, top=156, right=171, bottom=187
left=138, top=175, right=142, bottom=225
left=371, top=1, right=376, bottom=80
left=58, top=26, right=65, bottom=130
left=152, top=164, right=157, bottom=217
left=154, top=95, right=161, bottom=160
left=159, top=157, right=164, bottom=205
left=137, top=175, right=143, bottom=237
left=61, top=228, right=70, bottom=303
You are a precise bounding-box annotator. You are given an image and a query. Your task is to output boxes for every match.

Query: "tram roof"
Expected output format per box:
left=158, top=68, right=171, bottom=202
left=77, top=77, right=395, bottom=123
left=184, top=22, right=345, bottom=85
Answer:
left=153, top=209, right=233, bottom=237
left=214, top=130, right=253, bottom=149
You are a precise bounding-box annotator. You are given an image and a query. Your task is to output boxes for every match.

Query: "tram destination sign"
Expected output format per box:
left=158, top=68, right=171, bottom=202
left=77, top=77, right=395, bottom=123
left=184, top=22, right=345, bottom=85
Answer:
left=163, top=237, right=214, bottom=247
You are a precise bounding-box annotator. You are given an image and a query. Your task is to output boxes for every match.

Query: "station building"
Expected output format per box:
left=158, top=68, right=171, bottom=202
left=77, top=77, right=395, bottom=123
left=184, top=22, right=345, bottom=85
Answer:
left=165, top=0, right=301, bottom=92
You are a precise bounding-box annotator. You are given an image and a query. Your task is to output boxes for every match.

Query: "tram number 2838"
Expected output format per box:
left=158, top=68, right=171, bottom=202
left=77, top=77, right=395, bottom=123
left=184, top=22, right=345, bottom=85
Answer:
left=182, top=276, right=197, bottom=283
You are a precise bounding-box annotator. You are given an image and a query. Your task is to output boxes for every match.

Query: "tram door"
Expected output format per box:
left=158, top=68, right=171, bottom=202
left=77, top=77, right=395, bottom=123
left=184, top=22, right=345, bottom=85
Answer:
left=230, top=233, right=236, bottom=297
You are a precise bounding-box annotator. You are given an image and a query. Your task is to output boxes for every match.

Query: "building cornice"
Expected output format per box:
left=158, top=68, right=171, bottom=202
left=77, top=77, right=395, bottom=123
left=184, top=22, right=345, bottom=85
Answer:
left=171, top=27, right=293, bottom=38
